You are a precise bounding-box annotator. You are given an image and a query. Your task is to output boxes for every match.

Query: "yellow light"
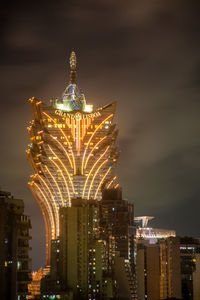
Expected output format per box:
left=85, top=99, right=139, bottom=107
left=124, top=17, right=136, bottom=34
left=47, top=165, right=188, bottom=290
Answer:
left=50, top=134, right=73, bottom=169
left=107, top=176, right=117, bottom=189
left=49, top=146, right=75, bottom=195
left=114, top=183, right=119, bottom=189
left=83, top=104, right=93, bottom=113
left=94, top=168, right=111, bottom=199
left=38, top=175, right=59, bottom=236
left=81, top=114, right=113, bottom=174
left=49, top=156, right=71, bottom=207
left=34, top=182, right=56, bottom=238
left=82, top=146, right=109, bottom=199
left=43, top=112, right=76, bottom=174
left=45, top=166, right=64, bottom=206
left=84, top=136, right=107, bottom=170
left=87, top=159, right=108, bottom=199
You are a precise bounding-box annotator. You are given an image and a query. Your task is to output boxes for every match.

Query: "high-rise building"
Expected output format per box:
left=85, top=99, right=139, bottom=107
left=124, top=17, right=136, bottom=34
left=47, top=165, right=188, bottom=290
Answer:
left=0, top=190, right=31, bottom=300
left=136, top=237, right=182, bottom=300
left=180, top=237, right=200, bottom=300
left=41, top=198, right=116, bottom=299
left=27, top=52, right=119, bottom=264
left=100, top=188, right=137, bottom=300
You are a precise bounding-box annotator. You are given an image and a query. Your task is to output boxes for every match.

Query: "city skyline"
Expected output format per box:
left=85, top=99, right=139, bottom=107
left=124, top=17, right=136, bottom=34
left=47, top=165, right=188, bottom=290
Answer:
left=1, top=1, right=200, bottom=270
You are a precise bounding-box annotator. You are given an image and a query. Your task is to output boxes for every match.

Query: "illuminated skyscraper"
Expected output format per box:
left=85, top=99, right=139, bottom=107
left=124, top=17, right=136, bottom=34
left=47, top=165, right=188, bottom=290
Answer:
left=27, top=52, right=119, bottom=264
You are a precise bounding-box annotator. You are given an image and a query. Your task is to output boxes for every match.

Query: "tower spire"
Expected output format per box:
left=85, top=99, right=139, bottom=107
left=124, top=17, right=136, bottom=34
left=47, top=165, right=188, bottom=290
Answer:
left=69, top=51, right=77, bottom=84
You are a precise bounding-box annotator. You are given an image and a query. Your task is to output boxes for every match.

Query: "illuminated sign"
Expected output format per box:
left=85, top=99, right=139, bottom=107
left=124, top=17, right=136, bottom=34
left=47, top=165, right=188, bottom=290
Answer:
left=55, top=110, right=101, bottom=120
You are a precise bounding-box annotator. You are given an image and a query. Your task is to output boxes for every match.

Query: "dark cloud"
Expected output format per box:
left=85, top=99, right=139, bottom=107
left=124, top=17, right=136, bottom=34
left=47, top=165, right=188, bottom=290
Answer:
left=1, top=0, right=200, bottom=269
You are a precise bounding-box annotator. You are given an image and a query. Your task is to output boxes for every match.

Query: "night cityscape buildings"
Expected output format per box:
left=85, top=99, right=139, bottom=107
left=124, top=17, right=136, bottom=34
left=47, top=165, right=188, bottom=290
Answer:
left=2, top=3, right=200, bottom=299
left=26, top=52, right=137, bottom=299
left=0, top=190, right=31, bottom=300
left=27, top=51, right=119, bottom=265
left=1, top=51, right=200, bottom=299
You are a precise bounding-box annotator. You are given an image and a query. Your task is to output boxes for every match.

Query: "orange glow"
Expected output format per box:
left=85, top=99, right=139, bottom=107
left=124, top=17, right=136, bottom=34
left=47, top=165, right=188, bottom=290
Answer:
left=84, top=136, right=107, bottom=170
left=37, top=177, right=59, bottom=236
left=81, top=114, right=113, bottom=174
left=87, top=159, right=108, bottom=200
left=82, top=146, right=110, bottom=198
left=34, top=182, right=56, bottom=238
left=48, top=157, right=71, bottom=206
left=43, top=112, right=76, bottom=174
left=45, top=166, right=64, bottom=206
left=94, top=168, right=111, bottom=199
left=107, top=176, right=117, bottom=189
left=49, top=146, right=75, bottom=195
left=50, top=134, right=73, bottom=169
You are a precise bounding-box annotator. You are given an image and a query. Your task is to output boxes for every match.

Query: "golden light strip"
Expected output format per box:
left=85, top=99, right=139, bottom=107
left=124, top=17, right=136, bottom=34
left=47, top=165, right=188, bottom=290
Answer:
left=43, top=112, right=76, bottom=174
left=45, top=165, right=64, bottom=206
left=94, top=168, right=111, bottom=199
left=76, top=119, right=81, bottom=155
left=106, top=176, right=117, bottom=189
left=29, top=183, right=53, bottom=264
left=50, top=134, right=73, bottom=169
left=82, top=146, right=110, bottom=199
left=82, top=119, right=85, bottom=139
left=33, top=182, right=56, bottom=238
left=87, top=159, right=108, bottom=200
left=28, top=182, right=52, bottom=265
left=38, top=175, right=60, bottom=236
left=84, top=136, right=107, bottom=170
left=49, top=146, right=75, bottom=195
left=79, top=119, right=81, bottom=154
left=81, top=114, right=113, bottom=174
left=49, top=158, right=71, bottom=207
left=114, top=183, right=119, bottom=189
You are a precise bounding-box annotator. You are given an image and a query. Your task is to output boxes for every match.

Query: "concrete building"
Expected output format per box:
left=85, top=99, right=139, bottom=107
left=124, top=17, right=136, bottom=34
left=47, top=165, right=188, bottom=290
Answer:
left=100, top=188, right=137, bottom=300
left=0, top=190, right=31, bottom=300
left=41, top=198, right=115, bottom=299
left=136, top=237, right=182, bottom=300
left=180, top=237, right=200, bottom=300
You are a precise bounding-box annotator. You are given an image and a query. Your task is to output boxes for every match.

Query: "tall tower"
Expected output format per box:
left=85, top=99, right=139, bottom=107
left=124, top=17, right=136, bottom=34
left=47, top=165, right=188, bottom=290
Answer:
left=27, top=52, right=119, bottom=264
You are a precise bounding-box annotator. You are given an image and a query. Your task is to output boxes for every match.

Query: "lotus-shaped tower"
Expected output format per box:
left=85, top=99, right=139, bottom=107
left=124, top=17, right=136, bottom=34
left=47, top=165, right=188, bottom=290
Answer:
left=27, top=52, right=119, bottom=263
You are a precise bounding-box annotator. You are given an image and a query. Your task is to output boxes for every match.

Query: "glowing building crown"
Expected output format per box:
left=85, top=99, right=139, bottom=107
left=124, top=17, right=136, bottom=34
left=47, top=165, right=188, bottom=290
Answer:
left=55, top=51, right=93, bottom=113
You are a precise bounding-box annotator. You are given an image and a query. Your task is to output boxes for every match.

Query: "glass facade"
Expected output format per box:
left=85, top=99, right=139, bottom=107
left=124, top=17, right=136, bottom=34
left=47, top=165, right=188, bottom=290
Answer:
left=27, top=52, right=119, bottom=263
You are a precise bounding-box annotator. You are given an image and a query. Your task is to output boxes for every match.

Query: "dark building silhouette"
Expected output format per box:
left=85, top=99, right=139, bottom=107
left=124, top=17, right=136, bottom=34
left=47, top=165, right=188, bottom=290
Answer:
left=41, top=198, right=116, bottom=299
left=100, top=188, right=135, bottom=259
left=136, top=237, right=182, bottom=300
left=100, top=188, right=137, bottom=300
left=0, top=190, right=31, bottom=300
left=180, top=237, right=200, bottom=300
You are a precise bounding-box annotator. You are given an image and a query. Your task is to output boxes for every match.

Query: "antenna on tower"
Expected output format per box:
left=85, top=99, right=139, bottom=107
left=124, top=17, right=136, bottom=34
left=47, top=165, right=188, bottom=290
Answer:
left=69, top=51, right=77, bottom=84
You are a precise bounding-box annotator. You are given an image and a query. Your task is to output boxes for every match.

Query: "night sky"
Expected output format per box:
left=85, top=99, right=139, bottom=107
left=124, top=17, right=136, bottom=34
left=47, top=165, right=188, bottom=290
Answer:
left=1, top=1, right=200, bottom=270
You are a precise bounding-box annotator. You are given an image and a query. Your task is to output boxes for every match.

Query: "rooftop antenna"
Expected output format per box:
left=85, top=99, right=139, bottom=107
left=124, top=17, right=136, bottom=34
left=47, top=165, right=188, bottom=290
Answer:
left=69, top=51, right=77, bottom=84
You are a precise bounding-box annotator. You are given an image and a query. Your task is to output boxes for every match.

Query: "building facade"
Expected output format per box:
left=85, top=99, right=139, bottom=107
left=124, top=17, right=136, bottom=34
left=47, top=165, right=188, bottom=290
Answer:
left=180, top=237, right=200, bottom=300
left=41, top=198, right=116, bottom=299
left=0, top=190, right=31, bottom=300
left=100, top=188, right=137, bottom=300
left=27, top=52, right=119, bottom=264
